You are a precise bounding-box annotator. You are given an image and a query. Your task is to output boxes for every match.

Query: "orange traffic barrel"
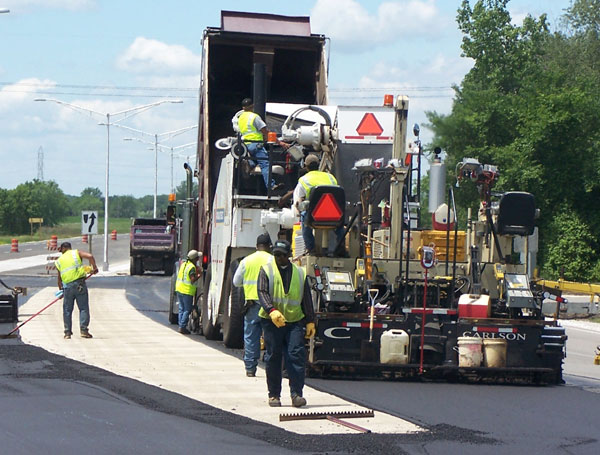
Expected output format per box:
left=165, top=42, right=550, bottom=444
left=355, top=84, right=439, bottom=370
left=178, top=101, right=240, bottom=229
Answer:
left=49, top=235, right=58, bottom=250
left=10, top=238, right=18, bottom=253
left=82, top=234, right=88, bottom=243
left=111, top=230, right=117, bottom=240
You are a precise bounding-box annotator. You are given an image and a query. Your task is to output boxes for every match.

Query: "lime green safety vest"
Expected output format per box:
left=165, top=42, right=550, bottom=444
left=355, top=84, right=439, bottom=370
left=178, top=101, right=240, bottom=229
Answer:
left=258, top=262, right=306, bottom=323
left=55, top=250, right=86, bottom=284
left=176, top=260, right=197, bottom=296
left=238, top=111, right=263, bottom=142
left=299, top=170, right=338, bottom=200
left=242, top=250, right=273, bottom=301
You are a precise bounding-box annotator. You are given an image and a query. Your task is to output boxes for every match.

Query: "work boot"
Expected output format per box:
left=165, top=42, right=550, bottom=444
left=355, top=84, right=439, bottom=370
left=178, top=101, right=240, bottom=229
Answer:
left=64, top=332, right=72, bottom=340
left=246, top=370, right=256, bottom=377
left=291, top=394, right=306, bottom=408
left=179, top=327, right=191, bottom=335
left=268, top=396, right=281, bottom=407
left=80, top=330, right=93, bottom=339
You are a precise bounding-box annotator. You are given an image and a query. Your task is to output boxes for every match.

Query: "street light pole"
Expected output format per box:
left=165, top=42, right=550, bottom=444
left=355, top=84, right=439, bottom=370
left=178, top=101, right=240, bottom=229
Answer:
left=119, top=124, right=197, bottom=216
left=34, top=98, right=183, bottom=271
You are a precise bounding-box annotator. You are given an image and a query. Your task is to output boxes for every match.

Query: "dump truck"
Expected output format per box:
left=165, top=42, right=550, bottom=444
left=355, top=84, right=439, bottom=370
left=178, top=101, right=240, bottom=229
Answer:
left=192, top=10, right=330, bottom=347
left=190, top=10, right=566, bottom=384
left=129, top=215, right=176, bottom=276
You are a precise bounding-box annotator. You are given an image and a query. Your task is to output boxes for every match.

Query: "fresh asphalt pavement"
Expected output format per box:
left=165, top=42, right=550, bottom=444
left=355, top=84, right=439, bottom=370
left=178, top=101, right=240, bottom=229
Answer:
left=2, top=240, right=600, bottom=454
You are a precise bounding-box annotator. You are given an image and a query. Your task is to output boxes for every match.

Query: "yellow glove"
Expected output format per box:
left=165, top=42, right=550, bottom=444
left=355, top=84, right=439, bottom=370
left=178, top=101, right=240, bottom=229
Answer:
left=305, top=322, right=316, bottom=339
left=269, top=309, right=286, bottom=328
left=83, top=265, right=93, bottom=274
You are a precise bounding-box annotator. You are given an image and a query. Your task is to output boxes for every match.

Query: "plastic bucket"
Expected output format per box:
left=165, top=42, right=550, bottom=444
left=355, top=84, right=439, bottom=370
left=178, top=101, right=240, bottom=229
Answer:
left=457, top=337, right=483, bottom=367
left=483, top=339, right=507, bottom=367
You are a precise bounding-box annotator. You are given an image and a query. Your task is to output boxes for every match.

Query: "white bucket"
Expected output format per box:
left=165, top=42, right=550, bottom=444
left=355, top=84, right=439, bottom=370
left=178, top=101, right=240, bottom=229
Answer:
left=380, top=329, right=409, bottom=364
left=457, top=337, right=483, bottom=367
left=483, top=339, right=507, bottom=367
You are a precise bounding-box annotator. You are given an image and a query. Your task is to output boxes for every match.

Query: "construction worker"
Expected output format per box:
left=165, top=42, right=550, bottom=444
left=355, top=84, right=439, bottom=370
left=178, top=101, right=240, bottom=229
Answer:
left=175, top=250, right=201, bottom=334
left=257, top=240, right=315, bottom=408
left=55, top=242, right=98, bottom=339
left=237, top=97, right=287, bottom=191
left=293, top=153, right=345, bottom=256
left=232, top=233, right=273, bottom=377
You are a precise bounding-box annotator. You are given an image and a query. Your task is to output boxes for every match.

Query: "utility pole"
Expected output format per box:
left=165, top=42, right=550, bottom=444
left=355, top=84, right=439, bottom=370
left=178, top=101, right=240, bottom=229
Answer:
left=37, top=146, right=44, bottom=181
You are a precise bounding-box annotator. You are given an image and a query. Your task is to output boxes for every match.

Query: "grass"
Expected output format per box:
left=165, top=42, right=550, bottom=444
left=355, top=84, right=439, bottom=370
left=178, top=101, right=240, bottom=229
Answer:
left=0, top=216, right=132, bottom=245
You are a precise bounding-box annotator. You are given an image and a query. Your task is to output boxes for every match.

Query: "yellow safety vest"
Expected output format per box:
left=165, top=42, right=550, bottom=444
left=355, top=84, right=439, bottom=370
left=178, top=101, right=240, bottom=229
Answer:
left=299, top=170, right=338, bottom=200
left=238, top=111, right=263, bottom=142
left=55, top=250, right=86, bottom=284
left=258, top=262, right=306, bottom=323
left=176, top=260, right=197, bottom=296
left=242, top=250, right=273, bottom=301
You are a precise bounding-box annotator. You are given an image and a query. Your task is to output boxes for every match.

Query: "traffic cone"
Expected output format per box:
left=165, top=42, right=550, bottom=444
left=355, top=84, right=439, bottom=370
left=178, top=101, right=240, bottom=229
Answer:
left=10, top=238, right=18, bottom=253
left=111, top=230, right=117, bottom=240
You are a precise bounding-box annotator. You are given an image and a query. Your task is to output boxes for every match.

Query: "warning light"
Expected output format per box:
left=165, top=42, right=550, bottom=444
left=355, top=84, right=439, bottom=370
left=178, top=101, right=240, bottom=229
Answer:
left=356, top=113, right=384, bottom=136
left=312, top=193, right=343, bottom=222
left=168, top=193, right=176, bottom=202
left=383, top=94, right=393, bottom=106
left=267, top=131, right=278, bottom=143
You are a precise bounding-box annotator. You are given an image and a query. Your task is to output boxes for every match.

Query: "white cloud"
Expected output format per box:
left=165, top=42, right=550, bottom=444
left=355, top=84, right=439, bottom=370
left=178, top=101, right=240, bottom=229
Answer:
left=2, top=0, right=95, bottom=11
left=311, top=0, right=445, bottom=52
left=116, top=37, right=202, bottom=75
left=0, top=78, right=56, bottom=114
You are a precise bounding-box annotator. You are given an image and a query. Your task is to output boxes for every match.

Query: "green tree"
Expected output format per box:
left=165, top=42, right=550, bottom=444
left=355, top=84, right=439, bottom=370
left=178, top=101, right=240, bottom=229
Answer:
left=426, top=0, right=600, bottom=281
left=0, top=180, right=69, bottom=234
left=80, top=187, right=103, bottom=199
left=110, top=195, right=139, bottom=218
left=175, top=178, right=198, bottom=201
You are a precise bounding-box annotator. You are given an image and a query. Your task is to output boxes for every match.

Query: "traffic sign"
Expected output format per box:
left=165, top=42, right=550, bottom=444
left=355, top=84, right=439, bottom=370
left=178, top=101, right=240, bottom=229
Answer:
left=81, top=211, right=99, bottom=235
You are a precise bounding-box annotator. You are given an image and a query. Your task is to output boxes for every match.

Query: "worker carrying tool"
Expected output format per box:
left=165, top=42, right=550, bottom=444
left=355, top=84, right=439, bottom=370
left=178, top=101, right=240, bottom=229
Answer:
left=55, top=242, right=98, bottom=339
left=233, top=233, right=274, bottom=377
left=257, top=240, right=315, bottom=408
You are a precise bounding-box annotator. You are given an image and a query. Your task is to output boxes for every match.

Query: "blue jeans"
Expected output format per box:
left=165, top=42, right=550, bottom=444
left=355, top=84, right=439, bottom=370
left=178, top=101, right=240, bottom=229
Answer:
left=260, top=318, right=306, bottom=398
left=244, top=302, right=262, bottom=372
left=301, top=211, right=345, bottom=254
left=177, top=292, right=193, bottom=329
left=246, top=142, right=274, bottom=189
left=62, top=279, right=90, bottom=334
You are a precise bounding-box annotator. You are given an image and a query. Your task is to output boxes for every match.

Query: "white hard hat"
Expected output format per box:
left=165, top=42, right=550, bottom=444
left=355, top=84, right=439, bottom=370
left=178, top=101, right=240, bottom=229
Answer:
left=187, top=249, right=200, bottom=260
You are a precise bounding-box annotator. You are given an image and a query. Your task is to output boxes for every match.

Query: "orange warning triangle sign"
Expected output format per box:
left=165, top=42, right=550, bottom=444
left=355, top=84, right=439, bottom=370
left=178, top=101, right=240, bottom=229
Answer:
left=356, top=113, right=384, bottom=136
left=312, top=193, right=343, bottom=222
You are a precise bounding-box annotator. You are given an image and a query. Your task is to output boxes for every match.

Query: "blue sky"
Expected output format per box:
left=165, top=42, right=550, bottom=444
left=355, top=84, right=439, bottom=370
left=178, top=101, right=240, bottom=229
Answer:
left=0, top=0, right=573, bottom=198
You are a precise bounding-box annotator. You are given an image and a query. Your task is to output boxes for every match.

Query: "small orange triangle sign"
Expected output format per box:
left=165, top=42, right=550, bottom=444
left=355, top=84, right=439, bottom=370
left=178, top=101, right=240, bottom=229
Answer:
left=356, top=113, right=384, bottom=136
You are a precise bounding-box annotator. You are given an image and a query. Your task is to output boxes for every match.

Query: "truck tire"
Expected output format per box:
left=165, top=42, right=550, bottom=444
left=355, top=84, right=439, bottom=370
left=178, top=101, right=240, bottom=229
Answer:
left=201, top=268, right=222, bottom=340
left=222, top=260, right=244, bottom=349
left=168, top=264, right=179, bottom=325
left=136, top=258, right=144, bottom=275
left=130, top=257, right=136, bottom=276
left=164, top=259, right=175, bottom=276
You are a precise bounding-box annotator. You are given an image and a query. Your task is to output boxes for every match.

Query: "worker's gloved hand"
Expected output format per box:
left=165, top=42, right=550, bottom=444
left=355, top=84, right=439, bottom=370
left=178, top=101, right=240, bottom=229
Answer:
left=55, top=289, right=64, bottom=298
left=269, top=309, right=286, bottom=328
left=305, top=322, right=316, bottom=339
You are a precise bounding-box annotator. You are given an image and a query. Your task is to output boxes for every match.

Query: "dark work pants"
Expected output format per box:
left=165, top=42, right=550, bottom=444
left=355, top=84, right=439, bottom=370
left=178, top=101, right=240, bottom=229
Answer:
left=260, top=318, right=306, bottom=398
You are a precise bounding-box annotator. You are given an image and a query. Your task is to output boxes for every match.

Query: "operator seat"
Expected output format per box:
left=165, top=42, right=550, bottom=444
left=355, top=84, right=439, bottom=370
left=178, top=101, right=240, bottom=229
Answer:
left=497, top=191, right=536, bottom=236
